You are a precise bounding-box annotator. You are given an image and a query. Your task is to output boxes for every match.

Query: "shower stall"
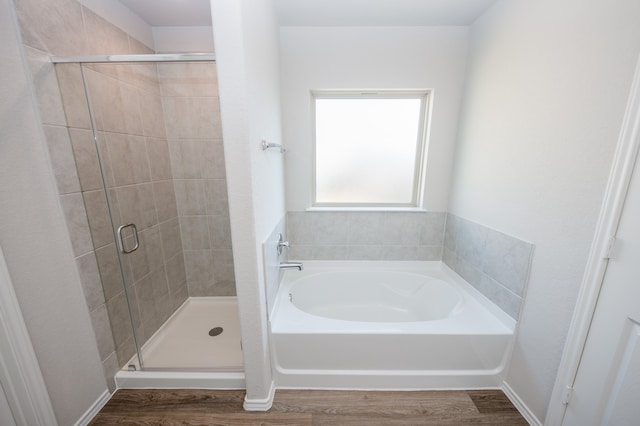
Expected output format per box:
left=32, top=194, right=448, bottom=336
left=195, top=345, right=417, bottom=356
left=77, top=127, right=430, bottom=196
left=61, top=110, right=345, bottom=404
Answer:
left=51, top=54, right=244, bottom=387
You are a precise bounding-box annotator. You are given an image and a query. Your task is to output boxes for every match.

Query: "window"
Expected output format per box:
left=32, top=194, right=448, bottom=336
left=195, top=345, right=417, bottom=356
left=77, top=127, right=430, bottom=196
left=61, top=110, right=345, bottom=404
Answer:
left=312, top=90, right=431, bottom=208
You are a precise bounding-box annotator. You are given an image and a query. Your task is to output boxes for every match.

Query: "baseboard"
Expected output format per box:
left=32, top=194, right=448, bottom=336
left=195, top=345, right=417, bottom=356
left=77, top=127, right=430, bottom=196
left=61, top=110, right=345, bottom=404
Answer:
left=243, top=381, right=276, bottom=411
left=502, top=382, right=542, bottom=426
left=74, top=389, right=111, bottom=426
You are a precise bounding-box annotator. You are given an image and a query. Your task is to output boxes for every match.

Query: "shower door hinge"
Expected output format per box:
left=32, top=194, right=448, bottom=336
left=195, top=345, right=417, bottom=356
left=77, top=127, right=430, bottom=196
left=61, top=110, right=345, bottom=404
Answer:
left=561, top=384, right=574, bottom=405
left=603, top=235, right=617, bottom=259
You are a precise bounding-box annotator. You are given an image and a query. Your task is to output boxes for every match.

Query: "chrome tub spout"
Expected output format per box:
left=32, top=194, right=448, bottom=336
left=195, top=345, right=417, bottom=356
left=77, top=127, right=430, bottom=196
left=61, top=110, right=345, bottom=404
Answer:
left=279, top=262, right=303, bottom=271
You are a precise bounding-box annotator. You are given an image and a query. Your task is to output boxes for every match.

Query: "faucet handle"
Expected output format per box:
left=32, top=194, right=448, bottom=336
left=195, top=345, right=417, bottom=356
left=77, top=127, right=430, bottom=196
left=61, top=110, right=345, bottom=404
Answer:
left=277, top=233, right=290, bottom=256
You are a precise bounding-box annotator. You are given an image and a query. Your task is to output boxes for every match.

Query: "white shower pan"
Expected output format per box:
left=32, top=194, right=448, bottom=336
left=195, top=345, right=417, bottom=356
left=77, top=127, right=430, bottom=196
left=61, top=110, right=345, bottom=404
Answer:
left=115, top=297, right=245, bottom=389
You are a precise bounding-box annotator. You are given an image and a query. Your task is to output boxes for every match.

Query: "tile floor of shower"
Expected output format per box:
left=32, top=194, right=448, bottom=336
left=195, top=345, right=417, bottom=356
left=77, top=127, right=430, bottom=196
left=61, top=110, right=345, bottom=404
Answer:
left=126, top=297, right=243, bottom=371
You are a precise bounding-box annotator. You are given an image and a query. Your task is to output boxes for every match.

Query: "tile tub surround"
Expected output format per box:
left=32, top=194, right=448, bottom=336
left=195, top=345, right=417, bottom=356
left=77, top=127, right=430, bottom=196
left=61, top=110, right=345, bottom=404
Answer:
left=286, top=211, right=533, bottom=320
left=286, top=211, right=446, bottom=261
left=443, top=214, right=534, bottom=320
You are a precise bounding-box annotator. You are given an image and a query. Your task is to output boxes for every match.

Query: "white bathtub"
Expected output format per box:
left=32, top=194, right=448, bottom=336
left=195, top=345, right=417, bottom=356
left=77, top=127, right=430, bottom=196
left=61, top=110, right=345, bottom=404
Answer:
left=269, top=261, right=515, bottom=389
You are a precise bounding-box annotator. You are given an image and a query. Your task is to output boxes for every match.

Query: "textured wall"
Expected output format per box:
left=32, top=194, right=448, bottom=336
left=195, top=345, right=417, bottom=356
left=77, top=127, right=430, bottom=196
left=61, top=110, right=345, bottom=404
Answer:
left=448, top=0, right=640, bottom=420
left=1, top=0, right=108, bottom=423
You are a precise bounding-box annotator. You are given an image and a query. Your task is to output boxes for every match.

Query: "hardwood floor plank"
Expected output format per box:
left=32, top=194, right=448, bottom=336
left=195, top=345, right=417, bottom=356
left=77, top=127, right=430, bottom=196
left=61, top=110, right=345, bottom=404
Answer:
left=90, top=389, right=528, bottom=425
left=312, top=413, right=529, bottom=425
left=100, top=389, right=246, bottom=414
left=90, top=412, right=312, bottom=426
left=467, top=390, right=521, bottom=413
left=272, top=390, right=479, bottom=417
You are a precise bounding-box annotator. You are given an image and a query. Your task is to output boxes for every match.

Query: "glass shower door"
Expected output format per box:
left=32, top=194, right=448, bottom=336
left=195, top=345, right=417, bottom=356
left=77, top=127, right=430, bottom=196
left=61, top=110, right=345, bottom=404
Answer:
left=74, top=59, right=237, bottom=371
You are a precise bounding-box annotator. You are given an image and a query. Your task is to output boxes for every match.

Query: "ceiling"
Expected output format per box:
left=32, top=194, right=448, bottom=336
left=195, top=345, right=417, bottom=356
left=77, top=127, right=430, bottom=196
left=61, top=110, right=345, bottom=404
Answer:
left=118, top=0, right=497, bottom=28
left=118, top=0, right=212, bottom=26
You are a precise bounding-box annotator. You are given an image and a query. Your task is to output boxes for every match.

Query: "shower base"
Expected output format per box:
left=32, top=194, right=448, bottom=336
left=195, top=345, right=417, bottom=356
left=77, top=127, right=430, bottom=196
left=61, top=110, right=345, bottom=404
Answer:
left=115, top=297, right=245, bottom=389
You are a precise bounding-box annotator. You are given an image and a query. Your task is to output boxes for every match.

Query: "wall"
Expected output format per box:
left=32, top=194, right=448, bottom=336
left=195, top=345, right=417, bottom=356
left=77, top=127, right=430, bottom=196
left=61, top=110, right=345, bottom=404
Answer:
left=443, top=214, right=533, bottom=320
left=14, top=0, right=164, bottom=390
left=0, top=0, right=107, bottom=423
left=159, top=62, right=236, bottom=297
left=448, top=0, right=640, bottom=421
left=287, top=211, right=445, bottom=261
left=280, top=26, right=468, bottom=212
left=211, top=0, right=285, bottom=407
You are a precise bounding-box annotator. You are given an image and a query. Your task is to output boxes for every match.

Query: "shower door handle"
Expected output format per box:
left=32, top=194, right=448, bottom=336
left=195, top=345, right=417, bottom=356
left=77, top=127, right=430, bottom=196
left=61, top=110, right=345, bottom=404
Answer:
left=116, top=223, right=139, bottom=254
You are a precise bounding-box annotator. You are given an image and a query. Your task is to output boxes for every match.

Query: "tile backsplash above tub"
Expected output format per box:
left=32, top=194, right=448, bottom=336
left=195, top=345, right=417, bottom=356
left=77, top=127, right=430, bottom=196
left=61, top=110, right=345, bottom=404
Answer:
left=443, top=214, right=534, bottom=320
left=286, top=211, right=446, bottom=261
left=285, top=211, right=533, bottom=320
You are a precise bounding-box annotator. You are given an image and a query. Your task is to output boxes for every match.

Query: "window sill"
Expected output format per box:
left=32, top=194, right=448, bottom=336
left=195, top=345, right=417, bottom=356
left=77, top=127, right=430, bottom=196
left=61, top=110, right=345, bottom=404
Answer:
left=306, top=207, right=428, bottom=213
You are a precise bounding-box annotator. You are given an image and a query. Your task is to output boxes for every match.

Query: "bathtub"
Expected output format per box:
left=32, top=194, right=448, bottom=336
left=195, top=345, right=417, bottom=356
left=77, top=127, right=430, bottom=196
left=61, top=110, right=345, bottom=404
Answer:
left=269, top=261, right=515, bottom=389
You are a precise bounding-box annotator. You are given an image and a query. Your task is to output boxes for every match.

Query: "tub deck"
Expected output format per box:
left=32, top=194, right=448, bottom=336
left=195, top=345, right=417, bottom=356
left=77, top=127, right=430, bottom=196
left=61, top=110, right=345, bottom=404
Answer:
left=269, top=261, right=515, bottom=389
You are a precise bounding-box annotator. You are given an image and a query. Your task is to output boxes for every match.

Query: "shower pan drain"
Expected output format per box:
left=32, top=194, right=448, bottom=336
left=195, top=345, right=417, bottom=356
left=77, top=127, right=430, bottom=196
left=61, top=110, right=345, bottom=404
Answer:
left=208, top=327, right=224, bottom=337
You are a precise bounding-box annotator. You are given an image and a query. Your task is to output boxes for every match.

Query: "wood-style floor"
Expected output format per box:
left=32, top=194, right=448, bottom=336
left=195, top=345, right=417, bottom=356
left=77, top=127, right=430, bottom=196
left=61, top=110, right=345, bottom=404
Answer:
left=89, top=389, right=528, bottom=425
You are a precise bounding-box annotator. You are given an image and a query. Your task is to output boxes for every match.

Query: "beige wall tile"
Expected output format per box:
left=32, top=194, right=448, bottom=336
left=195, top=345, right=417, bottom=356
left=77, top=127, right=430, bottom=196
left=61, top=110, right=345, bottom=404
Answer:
left=169, top=139, right=202, bottom=179
left=15, top=0, right=87, bottom=55
left=76, top=251, right=105, bottom=310
left=89, top=303, right=116, bottom=361
left=106, top=291, right=133, bottom=348
left=69, top=128, right=103, bottom=191
left=184, top=250, right=214, bottom=291
left=169, top=285, right=188, bottom=312
left=146, top=138, right=172, bottom=181
left=55, top=63, right=92, bottom=129
left=105, top=133, right=151, bottom=186
left=140, top=91, right=167, bottom=139
left=95, top=243, right=125, bottom=302
left=60, top=192, right=93, bottom=256
left=81, top=7, right=129, bottom=56
left=153, top=180, right=178, bottom=223
left=158, top=62, right=218, bottom=97
left=43, top=125, right=81, bottom=194
left=115, top=183, right=157, bottom=230
left=162, top=97, right=222, bottom=139
left=208, top=215, right=232, bottom=249
left=180, top=216, right=211, bottom=250
left=25, top=47, right=67, bottom=125
left=174, top=179, right=206, bottom=216
left=83, top=189, right=113, bottom=249
left=101, top=352, right=119, bottom=392
left=128, top=37, right=154, bottom=55
left=159, top=218, right=182, bottom=260
left=201, top=139, right=226, bottom=179
left=165, top=252, right=187, bottom=296
left=204, top=179, right=229, bottom=216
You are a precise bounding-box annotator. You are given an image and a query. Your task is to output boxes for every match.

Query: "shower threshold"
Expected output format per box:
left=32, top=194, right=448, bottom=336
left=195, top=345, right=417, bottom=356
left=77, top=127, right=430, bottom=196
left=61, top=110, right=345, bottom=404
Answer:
left=116, top=297, right=245, bottom=389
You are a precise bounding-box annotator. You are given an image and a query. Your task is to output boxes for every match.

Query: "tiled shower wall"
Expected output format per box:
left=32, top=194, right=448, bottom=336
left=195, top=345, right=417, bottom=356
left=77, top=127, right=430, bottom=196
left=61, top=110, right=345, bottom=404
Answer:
left=159, top=63, right=235, bottom=297
left=14, top=0, right=233, bottom=390
left=15, top=0, right=158, bottom=392
left=286, top=211, right=533, bottom=320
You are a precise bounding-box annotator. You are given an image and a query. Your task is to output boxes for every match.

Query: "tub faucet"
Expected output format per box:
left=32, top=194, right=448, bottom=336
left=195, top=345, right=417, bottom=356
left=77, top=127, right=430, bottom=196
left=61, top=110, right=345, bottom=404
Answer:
left=279, top=262, right=303, bottom=271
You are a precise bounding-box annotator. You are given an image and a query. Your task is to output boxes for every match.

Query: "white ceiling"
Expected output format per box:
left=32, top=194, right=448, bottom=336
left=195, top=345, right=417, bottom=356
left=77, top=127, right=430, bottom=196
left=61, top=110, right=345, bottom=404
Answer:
left=273, top=0, right=499, bottom=27
left=118, top=0, right=212, bottom=26
left=118, top=0, right=498, bottom=28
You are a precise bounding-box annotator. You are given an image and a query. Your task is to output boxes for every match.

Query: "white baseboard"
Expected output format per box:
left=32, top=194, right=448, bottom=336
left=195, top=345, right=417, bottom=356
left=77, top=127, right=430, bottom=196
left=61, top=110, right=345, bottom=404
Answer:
left=243, top=381, right=275, bottom=411
left=502, top=382, right=542, bottom=426
left=75, top=390, right=111, bottom=426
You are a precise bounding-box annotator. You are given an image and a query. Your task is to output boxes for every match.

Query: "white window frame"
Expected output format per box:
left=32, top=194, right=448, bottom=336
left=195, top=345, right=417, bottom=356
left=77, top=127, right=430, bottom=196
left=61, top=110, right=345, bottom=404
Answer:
left=311, top=90, right=432, bottom=209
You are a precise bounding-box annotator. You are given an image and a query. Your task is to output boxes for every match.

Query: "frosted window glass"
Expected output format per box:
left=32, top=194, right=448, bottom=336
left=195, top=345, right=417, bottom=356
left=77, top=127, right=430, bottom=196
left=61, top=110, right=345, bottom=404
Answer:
left=314, top=97, right=424, bottom=205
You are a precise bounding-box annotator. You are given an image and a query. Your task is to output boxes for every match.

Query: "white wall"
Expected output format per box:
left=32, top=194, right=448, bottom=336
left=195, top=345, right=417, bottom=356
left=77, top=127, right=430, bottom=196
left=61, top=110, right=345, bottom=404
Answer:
left=211, top=0, right=285, bottom=407
left=153, top=26, right=215, bottom=53
left=280, top=27, right=468, bottom=211
left=0, top=0, right=108, bottom=424
left=449, top=0, right=640, bottom=421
